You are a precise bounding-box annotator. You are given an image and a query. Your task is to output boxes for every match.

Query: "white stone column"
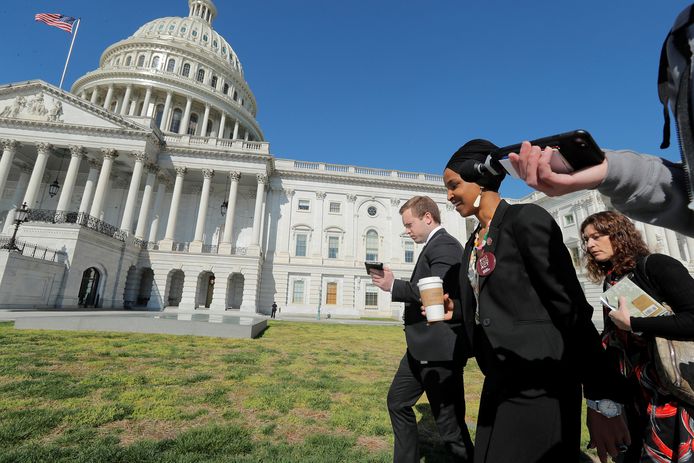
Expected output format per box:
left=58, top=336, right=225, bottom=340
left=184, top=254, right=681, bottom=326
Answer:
left=686, top=237, right=694, bottom=263
left=643, top=224, right=659, bottom=252
left=346, top=194, right=357, bottom=260
left=209, top=274, right=229, bottom=311
left=665, top=229, right=682, bottom=260
left=312, top=191, right=326, bottom=257
left=56, top=145, right=85, bottom=212
left=0, top=139, right=19, bottom=197
left=140, top=87, right=152, bottom=117
left=200, top=104, right=210, bottom=136
left=78, top=159, right=101, bottom=214
left=148, top=174, right=169, bottom=242
left=279, top=188, right=295, bottom=256
left=90, top=87, right=99, bottom=104
left=89, top=148, right=118, bottom=218
left=251, top=174, right=268, bottom=246
left=389, top=198, right=401, bottom=263
left=3, top=167, right=31, bottom=235
left=190, top=169, right=214, bottom=252
left=160, top=167, right=186, bottom=248
left=103, top=85, right=114, bottom=109
left=219, top=171, right=241, bottom=254
left=161, top=91, right=173, bottom=130
left=135, top=164, right=158, bottom=239
left=179, top=97, right=192, bottom=135
left=119, top=152, right=146, bottom=233
left=23, top=143, right=52, bottom=208
left=120, top=85, right=133, bottom=115
left=217, top=113, right=226, bottom=138
left=232, top=120, right=239, bottom=139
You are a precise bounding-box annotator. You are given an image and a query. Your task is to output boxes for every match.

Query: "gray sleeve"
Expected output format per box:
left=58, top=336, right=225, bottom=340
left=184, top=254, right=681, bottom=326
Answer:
left=596, top=150, right=694, bottom=237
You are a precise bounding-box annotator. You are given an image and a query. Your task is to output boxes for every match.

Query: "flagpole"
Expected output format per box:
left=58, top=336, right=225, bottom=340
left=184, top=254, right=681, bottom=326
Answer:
left=59, top=18, right=80, bottom=90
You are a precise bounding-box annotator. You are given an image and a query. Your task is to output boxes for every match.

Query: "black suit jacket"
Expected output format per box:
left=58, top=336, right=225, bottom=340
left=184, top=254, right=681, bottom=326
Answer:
left=457, top=201, right=624, bottom=400
left=391, top=228, right=470, bottom=362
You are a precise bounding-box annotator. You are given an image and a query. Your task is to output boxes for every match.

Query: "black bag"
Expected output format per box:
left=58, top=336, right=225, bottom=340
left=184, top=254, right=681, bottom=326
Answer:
left=634, top=255, right=694, bottom=404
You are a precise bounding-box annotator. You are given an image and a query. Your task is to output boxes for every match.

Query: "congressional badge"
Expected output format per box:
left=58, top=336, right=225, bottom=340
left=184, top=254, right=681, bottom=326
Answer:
left=486, top=237, right=493, bottom=246
left=476, top=251, right=496, bottom=276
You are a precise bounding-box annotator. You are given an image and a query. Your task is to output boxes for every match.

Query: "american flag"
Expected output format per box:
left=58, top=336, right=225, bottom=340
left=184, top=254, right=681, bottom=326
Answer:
left=35, top=13, right=76, bottom=33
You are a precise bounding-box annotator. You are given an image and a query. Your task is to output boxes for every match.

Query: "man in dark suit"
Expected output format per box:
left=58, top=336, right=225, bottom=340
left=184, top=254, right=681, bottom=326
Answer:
left=371, top=195, right=473, bottom=463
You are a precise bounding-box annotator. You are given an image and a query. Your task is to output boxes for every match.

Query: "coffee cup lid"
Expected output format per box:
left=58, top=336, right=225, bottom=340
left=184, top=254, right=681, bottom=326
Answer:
left=418, top=276, right=442, bottom=285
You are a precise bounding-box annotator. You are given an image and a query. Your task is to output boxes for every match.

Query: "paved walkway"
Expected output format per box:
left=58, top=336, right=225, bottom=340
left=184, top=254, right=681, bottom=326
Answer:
left=0, top=308, right=403, bottom=326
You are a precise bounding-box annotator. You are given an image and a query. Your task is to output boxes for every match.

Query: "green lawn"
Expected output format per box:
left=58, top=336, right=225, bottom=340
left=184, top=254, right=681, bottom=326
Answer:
left=0, top=321, right=596, bottom=462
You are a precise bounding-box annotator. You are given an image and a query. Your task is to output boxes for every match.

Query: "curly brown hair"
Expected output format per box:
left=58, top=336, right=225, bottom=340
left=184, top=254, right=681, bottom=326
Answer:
left=579, top=211, right=650, bottom=283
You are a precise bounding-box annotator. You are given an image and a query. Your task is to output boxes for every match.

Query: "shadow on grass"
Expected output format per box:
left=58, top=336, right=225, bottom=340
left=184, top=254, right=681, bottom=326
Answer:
left=414, top=404, right=597, bottom=463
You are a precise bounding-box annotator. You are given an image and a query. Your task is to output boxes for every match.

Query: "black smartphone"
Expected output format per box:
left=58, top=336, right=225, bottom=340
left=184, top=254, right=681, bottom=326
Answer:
left=364, top=261, right=384, bottom=275
left=495, top=129, right=605, bottom=177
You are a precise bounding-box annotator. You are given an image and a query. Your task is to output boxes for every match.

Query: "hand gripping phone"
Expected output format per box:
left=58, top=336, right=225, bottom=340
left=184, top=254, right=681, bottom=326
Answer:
left=364, top=261, right=384, bottom=275
left=496, top=129, right=605, bottom=178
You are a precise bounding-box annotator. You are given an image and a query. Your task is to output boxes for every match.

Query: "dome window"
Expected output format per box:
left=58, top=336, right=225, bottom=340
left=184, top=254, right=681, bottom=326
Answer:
left=203, top=34, right=208, bottom=42
left=166, top=59, right=176, bottom=72
left=233, top=91, right=238, bottom=101
left=155, top=104, right=165, bottom=128
left=181, top=26, right=187, bottom=33
left=158, top=23, right=165, bottom=30
left=196, top=69, right=205, bottom=83
left=223, top=83, right=229, bottom=94
left=137, top=55, right=145, bottom=67
left=170, top=108, right=183, bottom=133
left=125, top=56, right=132, bottom=66
left=187, top=114, right=199, bottom=135
left=222, top=46, right=226, bottom=54
left=115, top=58, right=120, bottom=66
left=182, top=63, right=190, bottom=77
left=169, top=24, right=176, bottom=30
left=151, top=56, right=160, bottom=69
left=192, top=30, right=198, bottom=37
left=211, top=75, right=218, bottom=88
left=213, top=40, right=218, bottom=48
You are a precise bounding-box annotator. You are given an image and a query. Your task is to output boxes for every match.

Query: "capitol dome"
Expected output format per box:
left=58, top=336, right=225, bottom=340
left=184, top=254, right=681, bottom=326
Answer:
left=71, top=0, right=263, bottom=142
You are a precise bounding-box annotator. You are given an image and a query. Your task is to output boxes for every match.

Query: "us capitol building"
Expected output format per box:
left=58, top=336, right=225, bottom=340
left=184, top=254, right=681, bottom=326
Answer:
left=0, top=0, right=691, bottom=318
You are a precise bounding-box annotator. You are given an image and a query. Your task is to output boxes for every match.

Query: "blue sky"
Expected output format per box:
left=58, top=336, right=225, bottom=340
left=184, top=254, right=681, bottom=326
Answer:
left=1, top=1, right=692, bottom=198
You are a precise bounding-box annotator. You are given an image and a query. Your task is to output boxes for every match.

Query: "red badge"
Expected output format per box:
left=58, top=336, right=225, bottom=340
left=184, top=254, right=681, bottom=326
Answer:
left=476, top=251, right=496, bottom=276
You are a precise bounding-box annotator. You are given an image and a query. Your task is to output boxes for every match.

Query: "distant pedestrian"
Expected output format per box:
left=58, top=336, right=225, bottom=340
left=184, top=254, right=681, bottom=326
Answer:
left=271, top=302, right=278, bottom=318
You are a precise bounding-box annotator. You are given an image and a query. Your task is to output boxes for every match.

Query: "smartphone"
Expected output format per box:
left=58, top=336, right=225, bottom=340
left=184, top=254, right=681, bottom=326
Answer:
left=495, top=129, right=605, bottom=178
left=364, top=261, right=384, bottom=275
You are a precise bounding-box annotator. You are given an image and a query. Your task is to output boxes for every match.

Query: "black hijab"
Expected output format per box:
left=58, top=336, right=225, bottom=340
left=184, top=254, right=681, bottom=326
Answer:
left=445, top=139, right=506, bottom=192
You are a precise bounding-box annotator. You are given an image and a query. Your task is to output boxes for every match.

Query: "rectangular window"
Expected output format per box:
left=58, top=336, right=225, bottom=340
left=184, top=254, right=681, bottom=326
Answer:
left=292, top=280, right=304, bottom=304
left=365, top=285, right=378, bottom=308
left=564, top=214, right=575, bottom=226
left=326, top=282, right=337, bottom=305
left=329, top=202, right=341, bottom=214
left=328, top=236, right=339, bottom=259
left=298, top=199, right=310, bottom=211
left=295, top=234, right=307, bottom=257
left=404, top=241, right=414, bottom=263
left=568, top=246, right=580, bottom=269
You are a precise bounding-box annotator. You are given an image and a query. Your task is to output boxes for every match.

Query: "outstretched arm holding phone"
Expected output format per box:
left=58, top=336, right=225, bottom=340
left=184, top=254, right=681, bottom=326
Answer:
left=508, top=141, right=694, bottom=237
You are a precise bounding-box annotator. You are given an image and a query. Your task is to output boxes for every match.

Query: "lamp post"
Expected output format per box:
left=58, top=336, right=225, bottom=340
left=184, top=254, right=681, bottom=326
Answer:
left=2, top=202, right=29, bottom=252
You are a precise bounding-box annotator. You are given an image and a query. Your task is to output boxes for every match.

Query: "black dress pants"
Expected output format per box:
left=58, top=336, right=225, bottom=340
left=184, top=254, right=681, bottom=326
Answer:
left=387, top=351, right=473, bottom=463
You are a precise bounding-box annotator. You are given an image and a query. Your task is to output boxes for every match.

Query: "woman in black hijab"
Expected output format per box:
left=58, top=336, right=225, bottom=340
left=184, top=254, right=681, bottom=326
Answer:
left=442, top=140, right=629, bottom=463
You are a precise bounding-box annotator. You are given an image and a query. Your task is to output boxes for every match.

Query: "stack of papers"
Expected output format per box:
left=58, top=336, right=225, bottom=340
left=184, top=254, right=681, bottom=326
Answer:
left=601, top=277, right=672, bottom=318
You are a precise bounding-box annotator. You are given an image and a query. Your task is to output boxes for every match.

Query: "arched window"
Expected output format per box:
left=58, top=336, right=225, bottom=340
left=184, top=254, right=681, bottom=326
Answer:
left=154, top=104, right=164, bottom=128
left=365, top=230, right=379, bottom=261
left=223, top=83, right=229, bottom=94
left=182, top=63, right=190, bottom=77
left=125, top=56, right=132, bottom=66
left=151, top=56, right=160, bottom=69
left=196, top=68, right=205, bottom=83
left=137, top=55, right=145, bottom=67
left=169, top=108, right=183, bottom=133
left=210, top=75, right=218, bottom=88
left=115, top=58, right=121, bottom=66
left=166, top=58, right=176, bottom=72
left=187, top=113, right=199, bottom=135
left=206, top=119, right=214, bottom=137
left=232, top=91, right=238, bottom=101
left=404, top=240, right=414, bottom=263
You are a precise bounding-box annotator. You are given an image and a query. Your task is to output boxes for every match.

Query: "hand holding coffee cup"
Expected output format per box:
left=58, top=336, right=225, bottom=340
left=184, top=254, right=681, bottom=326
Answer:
left=417, top=276, right=445, bottom=322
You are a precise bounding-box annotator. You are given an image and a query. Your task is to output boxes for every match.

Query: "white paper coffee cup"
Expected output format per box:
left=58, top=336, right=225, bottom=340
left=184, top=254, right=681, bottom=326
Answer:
left=417, top=276, right=445, bottom=322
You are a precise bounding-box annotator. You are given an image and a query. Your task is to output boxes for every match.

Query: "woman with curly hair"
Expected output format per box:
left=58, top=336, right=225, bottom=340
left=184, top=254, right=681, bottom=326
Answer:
left=581, top=210, right=694, bottom=462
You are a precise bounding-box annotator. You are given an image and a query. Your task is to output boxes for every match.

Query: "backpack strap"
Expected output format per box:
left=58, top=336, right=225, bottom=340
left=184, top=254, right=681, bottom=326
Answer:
left=634, top=254, right=664, bottom=303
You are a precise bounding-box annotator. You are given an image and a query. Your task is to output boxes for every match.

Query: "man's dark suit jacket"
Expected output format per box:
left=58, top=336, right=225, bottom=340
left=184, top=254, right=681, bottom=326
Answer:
left=391, top=228, right=470, bottom=362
